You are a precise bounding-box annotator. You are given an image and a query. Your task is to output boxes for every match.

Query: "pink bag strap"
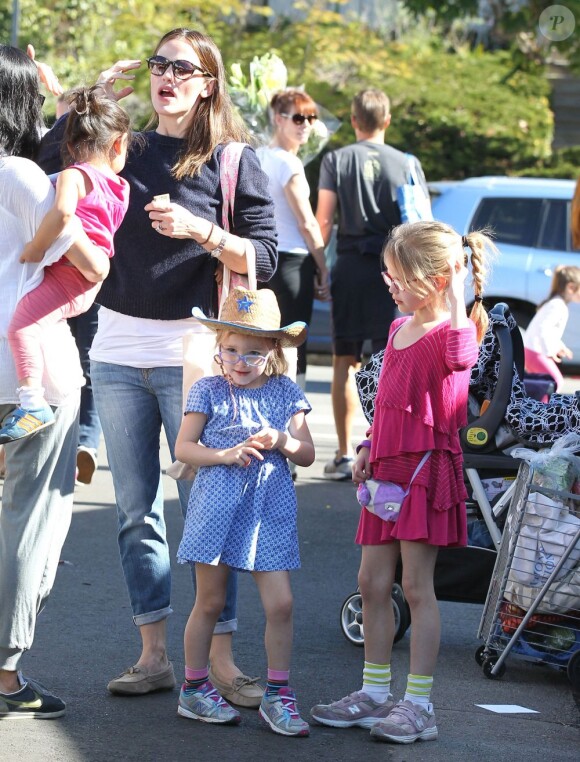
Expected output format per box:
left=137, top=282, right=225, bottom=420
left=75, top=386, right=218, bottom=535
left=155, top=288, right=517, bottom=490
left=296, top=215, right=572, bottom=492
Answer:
left=219, top=141, right=244, bottom=234
left=218, top=142, right=257, bottom=306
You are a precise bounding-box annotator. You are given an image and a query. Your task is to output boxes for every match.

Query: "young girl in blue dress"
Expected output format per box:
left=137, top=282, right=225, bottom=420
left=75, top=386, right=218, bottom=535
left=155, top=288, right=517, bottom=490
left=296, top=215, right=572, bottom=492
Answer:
left=175, top=287, right=315, bottom=737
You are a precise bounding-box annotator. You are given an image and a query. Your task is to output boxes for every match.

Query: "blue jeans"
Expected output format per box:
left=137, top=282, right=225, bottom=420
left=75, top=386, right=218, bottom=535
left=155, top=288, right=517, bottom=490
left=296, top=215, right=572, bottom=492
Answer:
left=91, top=361, right=238, bottom=631
left=68, top=304, right=101, bottom=451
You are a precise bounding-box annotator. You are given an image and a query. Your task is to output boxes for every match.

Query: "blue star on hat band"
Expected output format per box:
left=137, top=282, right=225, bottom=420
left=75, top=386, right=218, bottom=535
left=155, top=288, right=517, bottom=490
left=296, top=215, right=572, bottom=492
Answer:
left=236, top=295, right=254, bottom=313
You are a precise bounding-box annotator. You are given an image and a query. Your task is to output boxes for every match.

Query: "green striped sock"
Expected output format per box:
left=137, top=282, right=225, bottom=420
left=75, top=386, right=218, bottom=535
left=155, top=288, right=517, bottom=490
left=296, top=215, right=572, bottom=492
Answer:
left=362, top=661, right=391, bottom=703
left=404, top=674, right=433, bottom=707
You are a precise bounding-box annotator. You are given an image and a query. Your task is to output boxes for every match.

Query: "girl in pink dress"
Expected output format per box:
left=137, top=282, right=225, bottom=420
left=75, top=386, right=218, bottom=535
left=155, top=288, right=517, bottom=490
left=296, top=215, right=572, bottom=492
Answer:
left=311, top=221, right=496, bottom=744
left=0, top=87, right=130, bottom=443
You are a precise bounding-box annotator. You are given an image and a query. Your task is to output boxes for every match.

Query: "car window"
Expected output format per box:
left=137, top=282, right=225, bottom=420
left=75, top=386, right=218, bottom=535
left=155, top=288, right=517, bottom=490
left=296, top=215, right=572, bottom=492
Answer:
left=470, top=197, right=543, bottom=247
left=537, top=199, right=569, bottom=251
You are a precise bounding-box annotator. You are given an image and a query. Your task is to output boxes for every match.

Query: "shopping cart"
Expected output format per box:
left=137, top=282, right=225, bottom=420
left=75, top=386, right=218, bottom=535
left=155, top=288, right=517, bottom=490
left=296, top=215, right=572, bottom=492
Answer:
left=476, top=461, right=580, bottom=691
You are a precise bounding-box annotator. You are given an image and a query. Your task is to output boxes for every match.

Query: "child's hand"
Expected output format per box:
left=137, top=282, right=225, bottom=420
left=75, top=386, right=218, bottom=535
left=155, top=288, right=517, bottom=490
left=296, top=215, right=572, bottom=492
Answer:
left=20, top=243, right=45, bottom=263
left=446, top=253, right=468, bottom=305
left=557, top=344, right=573, bottom=360
left=352, top=448, right=372, bottom=484
left=223, top=442, right=264, bottom=467
left=246, top=428, right=285, bottom=452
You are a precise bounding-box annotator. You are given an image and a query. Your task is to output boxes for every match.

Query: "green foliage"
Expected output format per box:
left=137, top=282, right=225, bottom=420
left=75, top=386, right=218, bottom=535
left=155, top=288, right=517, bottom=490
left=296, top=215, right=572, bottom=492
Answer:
left=225, top=18, right=553, bottom=181
left=2, top=0, right=562, bottom=181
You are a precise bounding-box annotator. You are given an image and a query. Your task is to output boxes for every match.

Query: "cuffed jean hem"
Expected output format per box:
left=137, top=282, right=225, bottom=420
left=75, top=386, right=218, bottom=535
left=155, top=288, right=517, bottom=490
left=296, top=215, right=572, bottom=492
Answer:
left=133, top=606, right=173, bottom=627
left=0, top=646, right=24, bottom=672
left=214, top=618, right=238, bottom=635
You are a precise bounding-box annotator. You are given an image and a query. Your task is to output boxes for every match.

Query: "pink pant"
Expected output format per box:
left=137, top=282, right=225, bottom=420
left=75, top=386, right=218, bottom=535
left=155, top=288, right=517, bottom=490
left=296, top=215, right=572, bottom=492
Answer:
left=524, top=347, right=564, bottom=391
left=8, top=261, right=100, bottom=381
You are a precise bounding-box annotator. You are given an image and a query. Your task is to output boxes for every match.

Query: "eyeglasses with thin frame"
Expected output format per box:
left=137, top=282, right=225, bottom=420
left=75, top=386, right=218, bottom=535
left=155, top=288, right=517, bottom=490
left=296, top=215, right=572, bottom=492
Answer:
left=147, top=55, right=210, bottom=80
left=216, top=349, right=270, bottom=367
left=382, top=271, right=423, bottom=292
left=280, top=112, right=318, bottom=126
left=381, top=271, right=406, bottom=291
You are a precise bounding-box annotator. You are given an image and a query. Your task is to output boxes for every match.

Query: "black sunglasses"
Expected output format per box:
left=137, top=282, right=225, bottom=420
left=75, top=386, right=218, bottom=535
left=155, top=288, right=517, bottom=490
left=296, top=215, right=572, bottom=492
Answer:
left=147, top=55, right=210, bottom=80
left=280, top=112, right=318, bottom=126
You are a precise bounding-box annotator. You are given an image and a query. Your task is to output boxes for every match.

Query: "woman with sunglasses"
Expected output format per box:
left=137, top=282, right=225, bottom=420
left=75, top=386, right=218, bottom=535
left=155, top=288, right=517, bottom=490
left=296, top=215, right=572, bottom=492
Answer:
left=256, top=90, right=330, bottom=392
left=39, top=29, right=277, bottom=704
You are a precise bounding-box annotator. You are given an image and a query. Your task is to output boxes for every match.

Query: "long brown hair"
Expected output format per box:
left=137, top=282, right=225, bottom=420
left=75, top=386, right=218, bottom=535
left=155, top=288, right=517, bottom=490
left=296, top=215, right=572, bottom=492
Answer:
left=149, top=28, right=249, bottom=178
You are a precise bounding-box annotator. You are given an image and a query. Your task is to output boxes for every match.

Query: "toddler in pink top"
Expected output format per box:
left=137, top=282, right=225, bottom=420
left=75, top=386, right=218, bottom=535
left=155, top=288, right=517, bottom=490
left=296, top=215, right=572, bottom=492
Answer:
left=311, top=221, right=496, bottom=744
left=0, top=87, right=130, bottom=443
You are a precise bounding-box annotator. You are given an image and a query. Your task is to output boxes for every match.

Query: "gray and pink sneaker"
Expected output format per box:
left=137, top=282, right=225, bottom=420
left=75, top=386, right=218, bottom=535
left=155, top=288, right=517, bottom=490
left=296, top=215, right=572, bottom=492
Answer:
left=370, top=700, right=438, bottom=743
left=310, top=690, right=395, bottom=728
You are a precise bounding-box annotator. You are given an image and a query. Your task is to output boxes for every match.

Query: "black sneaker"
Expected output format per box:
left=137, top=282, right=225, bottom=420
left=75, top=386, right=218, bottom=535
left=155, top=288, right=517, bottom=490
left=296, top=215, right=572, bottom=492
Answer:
left=0, top=677, right=66, bottom=719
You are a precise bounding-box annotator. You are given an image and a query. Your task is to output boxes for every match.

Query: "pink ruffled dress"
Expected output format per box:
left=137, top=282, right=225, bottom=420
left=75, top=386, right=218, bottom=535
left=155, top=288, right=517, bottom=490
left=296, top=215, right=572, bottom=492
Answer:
left=355, top=317, right=479, bottom=548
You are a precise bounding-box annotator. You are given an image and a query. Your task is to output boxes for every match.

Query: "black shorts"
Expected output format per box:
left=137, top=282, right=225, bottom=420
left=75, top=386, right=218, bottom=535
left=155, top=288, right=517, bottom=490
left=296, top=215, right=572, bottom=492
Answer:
left=333, top=337, right=388, bottom=361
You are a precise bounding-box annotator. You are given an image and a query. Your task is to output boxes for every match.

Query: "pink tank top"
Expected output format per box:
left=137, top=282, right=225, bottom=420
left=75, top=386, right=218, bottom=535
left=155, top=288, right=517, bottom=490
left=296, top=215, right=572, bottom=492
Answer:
left=72, top=162, right=129, bottom=258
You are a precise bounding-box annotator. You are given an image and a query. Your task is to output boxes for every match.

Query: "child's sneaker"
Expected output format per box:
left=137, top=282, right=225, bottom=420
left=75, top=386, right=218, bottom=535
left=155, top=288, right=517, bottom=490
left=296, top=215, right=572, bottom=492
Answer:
left=310, top=690, right=395, bottom=728
left=0, top=405, right=55, bottom=444
left=177, top=681, right=241, bottom=725
left=370, top=700, right=438, bottom=744
left=323, top=453, right=354, bottom=481
left=259, top=687, right=310, bottom=737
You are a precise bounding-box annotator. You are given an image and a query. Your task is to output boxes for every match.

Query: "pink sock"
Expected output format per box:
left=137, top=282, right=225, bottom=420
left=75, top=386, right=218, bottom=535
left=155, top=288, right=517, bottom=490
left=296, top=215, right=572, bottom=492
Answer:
left=268, top=669, right=289, bottom=682
left=185, top=666, right=209, bottom=682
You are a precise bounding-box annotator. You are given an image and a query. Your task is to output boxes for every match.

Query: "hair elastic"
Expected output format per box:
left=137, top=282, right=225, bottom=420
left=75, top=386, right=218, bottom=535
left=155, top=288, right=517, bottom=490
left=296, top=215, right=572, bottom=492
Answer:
left=474, top=295, right=483, bottom=303
left=461, top=235, right=469, bottom=247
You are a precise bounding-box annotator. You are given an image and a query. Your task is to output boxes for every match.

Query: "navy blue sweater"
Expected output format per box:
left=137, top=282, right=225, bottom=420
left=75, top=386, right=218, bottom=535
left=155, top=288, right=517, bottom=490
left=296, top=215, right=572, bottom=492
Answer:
left=39, top=128, right=277, bottom=320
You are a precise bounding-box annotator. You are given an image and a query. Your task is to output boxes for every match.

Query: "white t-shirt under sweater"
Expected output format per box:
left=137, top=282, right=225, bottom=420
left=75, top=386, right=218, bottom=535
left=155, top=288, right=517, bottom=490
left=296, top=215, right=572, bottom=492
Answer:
left=523, top=296, right=569, bottom=357
left=256, top=146, right=308, bottom=254
left=0, top=156, right=84, bottom=405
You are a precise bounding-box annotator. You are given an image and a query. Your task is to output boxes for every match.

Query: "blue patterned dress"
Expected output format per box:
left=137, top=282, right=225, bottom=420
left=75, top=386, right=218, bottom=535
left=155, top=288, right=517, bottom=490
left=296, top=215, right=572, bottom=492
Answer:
left=177, top=374, right=311, bottom=572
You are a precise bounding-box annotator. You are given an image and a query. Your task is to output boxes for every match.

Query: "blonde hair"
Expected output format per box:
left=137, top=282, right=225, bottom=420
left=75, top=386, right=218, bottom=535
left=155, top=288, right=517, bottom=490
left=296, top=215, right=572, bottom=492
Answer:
left=539, top=264, right=580, bottom=308
left=147, top=28, right=249, bottom=178
left=383, top=221, right=497, bottom=343
left=215, top=330, right=288, bottom=377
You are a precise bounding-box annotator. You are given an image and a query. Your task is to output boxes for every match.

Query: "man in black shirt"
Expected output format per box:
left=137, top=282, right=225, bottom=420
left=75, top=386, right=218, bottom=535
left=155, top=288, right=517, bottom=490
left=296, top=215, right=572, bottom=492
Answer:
left=316, top=89, right=428, bottom=479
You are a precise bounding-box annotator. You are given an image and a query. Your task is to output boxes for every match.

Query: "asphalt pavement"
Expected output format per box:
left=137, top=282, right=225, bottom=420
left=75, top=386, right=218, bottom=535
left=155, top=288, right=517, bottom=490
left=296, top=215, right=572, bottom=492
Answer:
left=1, top=365, right=579, bottom=761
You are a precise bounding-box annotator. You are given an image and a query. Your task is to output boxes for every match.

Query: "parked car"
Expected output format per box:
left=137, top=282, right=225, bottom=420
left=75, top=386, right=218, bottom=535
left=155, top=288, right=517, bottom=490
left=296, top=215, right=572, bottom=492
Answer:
left=431, top=176, right=580, bottom=369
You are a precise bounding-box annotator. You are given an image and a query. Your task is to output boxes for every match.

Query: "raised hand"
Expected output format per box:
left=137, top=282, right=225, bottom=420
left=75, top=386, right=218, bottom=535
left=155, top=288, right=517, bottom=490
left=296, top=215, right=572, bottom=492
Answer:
left=26, top=44, right=63, bottom=96
left=96, top=60, right=141, bottom=101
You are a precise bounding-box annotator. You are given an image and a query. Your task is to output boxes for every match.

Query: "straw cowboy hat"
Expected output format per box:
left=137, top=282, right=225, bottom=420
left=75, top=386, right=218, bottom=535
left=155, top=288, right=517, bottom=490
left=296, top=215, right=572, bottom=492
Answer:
left=192, top=287, right=308, bottom=348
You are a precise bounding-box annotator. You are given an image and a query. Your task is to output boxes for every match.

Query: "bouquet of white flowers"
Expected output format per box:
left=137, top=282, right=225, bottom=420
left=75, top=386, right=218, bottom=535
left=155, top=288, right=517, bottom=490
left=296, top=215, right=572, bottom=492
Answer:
left=228, top=52, right=340, bottom=166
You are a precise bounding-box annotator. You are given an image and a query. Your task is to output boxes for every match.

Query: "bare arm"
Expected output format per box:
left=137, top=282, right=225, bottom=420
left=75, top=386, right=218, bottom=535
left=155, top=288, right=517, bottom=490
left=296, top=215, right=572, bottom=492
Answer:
left=315, top=189, right=337, bottom=247
left=20, top=169, right=83, bottom=263
left=283, top=173, right=330, bottom=299
left=246, top=410, right=315, bottom=468
left=20, top=168, right=109, bottom=283
left=175, top=411, right=265, bottom=468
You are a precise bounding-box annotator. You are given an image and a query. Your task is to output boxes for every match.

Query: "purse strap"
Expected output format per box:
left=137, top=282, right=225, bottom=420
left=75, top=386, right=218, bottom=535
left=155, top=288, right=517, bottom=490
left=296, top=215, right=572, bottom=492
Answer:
left=219, top=142, right=257, bottom=308
left=405, top=153, right=420, bottom=187
left=402, top=450, right=432, bottom=497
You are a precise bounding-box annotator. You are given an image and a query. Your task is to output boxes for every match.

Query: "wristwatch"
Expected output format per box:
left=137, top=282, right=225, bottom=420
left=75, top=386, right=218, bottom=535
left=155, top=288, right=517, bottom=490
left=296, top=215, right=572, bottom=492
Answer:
left=209, top=231, right=227, bottom=259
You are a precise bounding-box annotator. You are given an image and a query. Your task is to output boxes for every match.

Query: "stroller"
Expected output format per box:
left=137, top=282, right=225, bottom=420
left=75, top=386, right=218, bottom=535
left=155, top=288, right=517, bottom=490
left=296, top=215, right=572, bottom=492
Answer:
left=340, top=303, right=580, bottom=647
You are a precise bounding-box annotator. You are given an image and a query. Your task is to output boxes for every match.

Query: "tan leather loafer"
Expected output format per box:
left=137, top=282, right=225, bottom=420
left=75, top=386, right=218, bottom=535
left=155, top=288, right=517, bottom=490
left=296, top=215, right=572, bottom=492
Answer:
left=208, top=669, right=264, bottom=708
left=107, top=663, right=176, bottom=695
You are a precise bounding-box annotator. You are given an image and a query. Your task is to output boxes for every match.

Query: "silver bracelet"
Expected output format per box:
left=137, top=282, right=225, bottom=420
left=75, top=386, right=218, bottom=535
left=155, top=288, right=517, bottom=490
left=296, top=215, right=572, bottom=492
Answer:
left=209, top=231, right=227, bottom=259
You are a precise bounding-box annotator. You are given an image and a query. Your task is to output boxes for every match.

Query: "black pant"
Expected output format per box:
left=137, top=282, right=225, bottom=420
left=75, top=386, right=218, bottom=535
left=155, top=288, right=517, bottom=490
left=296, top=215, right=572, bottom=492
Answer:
left=264, top=252, right=315, bottom=376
